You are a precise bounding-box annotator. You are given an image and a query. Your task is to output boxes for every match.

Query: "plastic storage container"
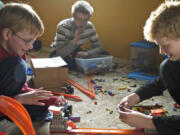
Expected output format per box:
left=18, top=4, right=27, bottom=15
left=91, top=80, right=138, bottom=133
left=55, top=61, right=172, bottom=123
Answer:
left=130, top=40, right=159, bottom=74
left=75, top=55, right=113, bottom=74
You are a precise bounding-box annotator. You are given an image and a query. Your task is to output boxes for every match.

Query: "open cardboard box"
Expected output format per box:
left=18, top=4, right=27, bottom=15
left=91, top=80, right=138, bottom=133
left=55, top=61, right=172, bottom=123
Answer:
left=31, top=57, right=68, bottom=90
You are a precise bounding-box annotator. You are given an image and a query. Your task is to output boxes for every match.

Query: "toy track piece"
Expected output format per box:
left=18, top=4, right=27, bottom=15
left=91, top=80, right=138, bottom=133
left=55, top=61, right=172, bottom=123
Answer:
left=51, top=128, right=158, bottom=135
left=68, top=78, right=96, bottom=99
left=87, top=75, right=95, bottom=93
left=52, top=92, right=82, bottom=101
left=0, top=96, right=36, bottom=135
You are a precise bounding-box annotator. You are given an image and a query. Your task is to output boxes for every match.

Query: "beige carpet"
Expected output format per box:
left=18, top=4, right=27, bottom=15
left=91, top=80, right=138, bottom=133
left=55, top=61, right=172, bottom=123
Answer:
left=3, top=48, right=180, bottom=135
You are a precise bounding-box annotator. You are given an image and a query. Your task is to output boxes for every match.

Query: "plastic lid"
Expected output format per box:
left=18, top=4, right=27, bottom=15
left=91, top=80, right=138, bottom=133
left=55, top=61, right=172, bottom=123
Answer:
left=130, top=40, right=157, bottom=49
left=126, top=71, right=159, bottom=82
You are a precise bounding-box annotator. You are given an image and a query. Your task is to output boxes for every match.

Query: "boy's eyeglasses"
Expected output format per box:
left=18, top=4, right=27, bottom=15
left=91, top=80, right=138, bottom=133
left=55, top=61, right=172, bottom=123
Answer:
left=10, top=29, right=36, bottom=44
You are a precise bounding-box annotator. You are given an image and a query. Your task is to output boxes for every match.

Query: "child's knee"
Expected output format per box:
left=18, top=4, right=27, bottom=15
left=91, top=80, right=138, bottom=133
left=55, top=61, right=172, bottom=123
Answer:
left=14, top=57, right=27, bottom=83
left=1, top=57, right=26, bottom=83
left=0, top=57, right=27, bottom=96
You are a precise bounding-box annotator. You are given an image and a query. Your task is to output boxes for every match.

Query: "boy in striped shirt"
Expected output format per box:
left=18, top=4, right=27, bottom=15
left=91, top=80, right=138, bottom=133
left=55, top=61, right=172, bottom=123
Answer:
left=50, top=0, right=107, bottom=69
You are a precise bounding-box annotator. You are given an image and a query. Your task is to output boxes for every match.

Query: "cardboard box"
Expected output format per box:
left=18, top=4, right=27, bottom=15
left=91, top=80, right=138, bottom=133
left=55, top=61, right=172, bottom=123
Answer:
left=31, top=57, right=68, bottom=90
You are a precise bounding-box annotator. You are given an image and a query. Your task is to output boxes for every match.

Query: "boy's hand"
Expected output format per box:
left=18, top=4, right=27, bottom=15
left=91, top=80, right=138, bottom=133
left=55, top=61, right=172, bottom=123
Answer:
left=15, top=89, right=53, bottom=106
left=118, top=108, right=155, bottom=129
left=72, top=28, right=84, bottom=45
left=54, top=97, right=66, bottom=106
left=117, top=93, right=140, bottom=109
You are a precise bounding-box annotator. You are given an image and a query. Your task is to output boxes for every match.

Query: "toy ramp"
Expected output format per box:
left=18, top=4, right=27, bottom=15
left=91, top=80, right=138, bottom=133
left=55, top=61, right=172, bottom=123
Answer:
left=51, top=128, right=158, bottom=135
left=0, top=96, right=36, bottom=135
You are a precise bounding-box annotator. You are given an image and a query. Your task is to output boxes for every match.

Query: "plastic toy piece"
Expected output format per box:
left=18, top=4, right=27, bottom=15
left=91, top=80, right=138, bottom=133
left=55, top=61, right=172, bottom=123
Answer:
left=48, top=106, right=62, bottom=114
left=69, top=117, right=80, bottom=122
left=94, top=85, right=102, bottom=89
left=30, top=54, right=37, bottom=58
left=26, top=67, right=34, bottom=75
left=51, top=128, right=158, bottom=135
left=94, top=78, right=105, bottom=82
left=108, top=91, right=114, bottom=96
left=118, top=86, right=127, bottom=90
left=87, top=75, right=95, bottom=93
left=173, top=108, right=177, bottom=112
left=151, top=109, right=167, bottom=116
left=67, top=120, right=77, bottom=128
left=68, top=78, right=96, bottom=99
left=65, top=83, right=74, bottom=94
left=50, top=110, right=68, bottom=132
left=132, top=105, right=164, bottom=115
left=113, top=78, right=118, bottom=82
left=52, top=92, right=82, bottom=101
left=94, top=101, right=97, bottom=105
left=0, top=96, right=36, bottom=135
left=174, top=103, right=180, bottom=108
left=127, top=88, right=131, bottom=92
left=45, top=111, right=53, bottom=121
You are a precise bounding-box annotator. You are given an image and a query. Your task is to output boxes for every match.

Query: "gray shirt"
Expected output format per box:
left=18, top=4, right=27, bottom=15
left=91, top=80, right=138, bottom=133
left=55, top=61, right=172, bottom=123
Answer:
left=51, top=18, right=102, bottom=58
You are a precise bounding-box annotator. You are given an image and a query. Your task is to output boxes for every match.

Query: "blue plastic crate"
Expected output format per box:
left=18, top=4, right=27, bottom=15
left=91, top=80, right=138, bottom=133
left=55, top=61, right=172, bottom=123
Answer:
left=130, top=40, right=157, bottom=49
left=130, top=40, right=159, bottom=74
left=126, top=71, right=159, bottom=82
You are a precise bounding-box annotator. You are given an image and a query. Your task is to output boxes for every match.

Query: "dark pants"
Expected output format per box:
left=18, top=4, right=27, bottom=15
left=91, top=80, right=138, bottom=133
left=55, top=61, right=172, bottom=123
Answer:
left=50, top=48, right=83, bottom=70
left=50, top=48, right=109, bottom=70
left=160, top=58, right=180, bottom=104
left=153, top=58, right=180, bottom=135
left=0, top=57, right=48, bottom=121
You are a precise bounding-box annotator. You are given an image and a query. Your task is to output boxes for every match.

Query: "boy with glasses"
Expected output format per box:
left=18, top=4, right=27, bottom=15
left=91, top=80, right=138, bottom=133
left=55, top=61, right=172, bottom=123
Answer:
left=118, top=1, right=180, bottom=135
left=0, top=2, right=65, bottom=131
left=50, top=0, right=107, bottom=70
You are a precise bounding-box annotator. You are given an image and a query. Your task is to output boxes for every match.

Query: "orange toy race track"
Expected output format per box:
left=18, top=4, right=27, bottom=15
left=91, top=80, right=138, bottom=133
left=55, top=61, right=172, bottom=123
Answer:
left=68, top=78, right=96, bottom=99
left=87, top=75, right=95, bottom=93
left=51, top=128, right=158, bottom=135
left=0, top=96, right=36, bottom=135
left=52, top=92, right=82, bottom=101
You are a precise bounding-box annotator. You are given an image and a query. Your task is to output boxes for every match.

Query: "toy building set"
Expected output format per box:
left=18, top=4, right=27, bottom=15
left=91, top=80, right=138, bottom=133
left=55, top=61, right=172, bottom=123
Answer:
left=132, top=104, right=167, bottom=117
left=49, top=103, right=162, bottom=135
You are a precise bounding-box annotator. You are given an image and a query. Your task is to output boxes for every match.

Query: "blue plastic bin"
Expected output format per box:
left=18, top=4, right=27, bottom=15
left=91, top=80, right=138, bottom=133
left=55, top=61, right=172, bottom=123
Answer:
left=126, top=71, right=159, bottom=82
left=130, top=40, right=159, bottom=74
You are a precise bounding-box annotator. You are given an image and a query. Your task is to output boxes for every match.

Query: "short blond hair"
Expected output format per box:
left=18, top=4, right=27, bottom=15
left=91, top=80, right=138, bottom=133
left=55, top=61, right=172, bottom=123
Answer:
left=144, top=1, right=180, bottom=42
left=71, top=0, right=94, bottom=16
left=0, top=2, right=44, bottom=36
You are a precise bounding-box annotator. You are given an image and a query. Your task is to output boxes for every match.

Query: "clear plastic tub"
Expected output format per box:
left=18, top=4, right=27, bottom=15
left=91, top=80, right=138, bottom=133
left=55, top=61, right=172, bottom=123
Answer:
left=75, top=55, right=113, bottom=74
left=130, top=40, right=159, bottom=74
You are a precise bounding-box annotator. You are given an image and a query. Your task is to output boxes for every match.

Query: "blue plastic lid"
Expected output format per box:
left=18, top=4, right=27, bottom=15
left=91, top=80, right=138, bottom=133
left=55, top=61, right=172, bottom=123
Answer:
left=27, top=67, right=34, bottom=75
left=162, top=54, right=168, bottom=59
left=130, top=40, right=157, bottom=49
left=126, top=71, right=159, bottom=82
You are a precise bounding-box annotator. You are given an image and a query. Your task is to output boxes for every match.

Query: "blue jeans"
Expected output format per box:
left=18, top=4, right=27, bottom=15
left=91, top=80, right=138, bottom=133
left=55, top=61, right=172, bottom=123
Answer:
left=0, top=56, right=26, bottom=96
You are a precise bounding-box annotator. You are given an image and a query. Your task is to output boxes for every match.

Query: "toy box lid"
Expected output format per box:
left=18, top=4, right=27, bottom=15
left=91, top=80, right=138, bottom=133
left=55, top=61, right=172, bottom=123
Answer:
left=126, top=71, right=159, bottom=82
left=130, top=40, right=157, bottom=49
